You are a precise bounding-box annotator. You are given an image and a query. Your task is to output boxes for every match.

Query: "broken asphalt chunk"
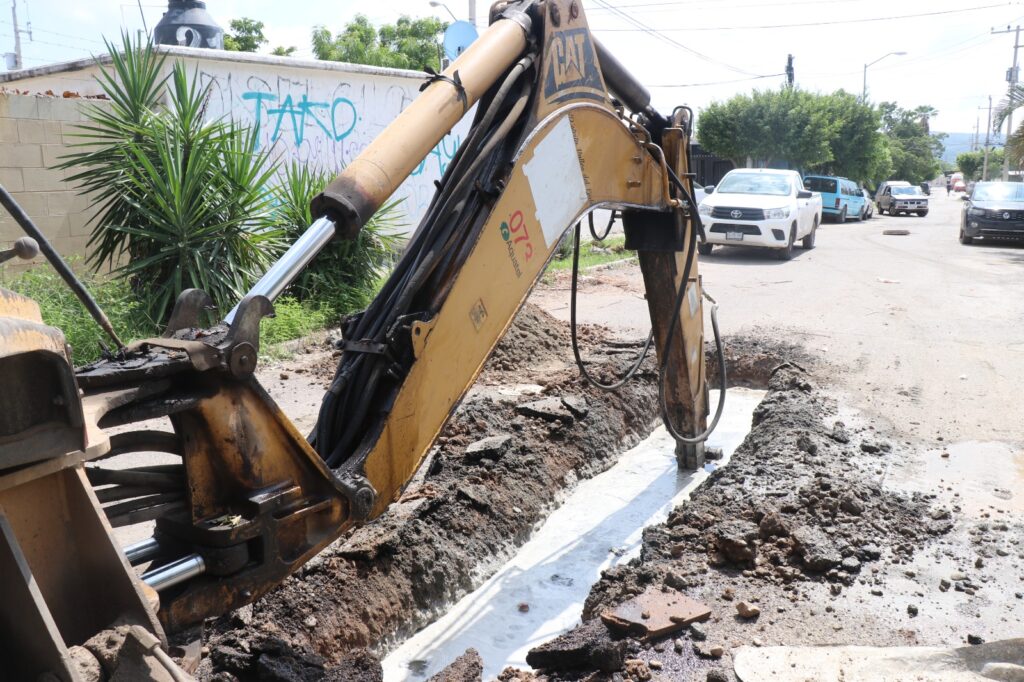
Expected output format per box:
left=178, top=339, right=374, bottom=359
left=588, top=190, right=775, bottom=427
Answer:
left=791, top=526, right=841, bottom=572
left=516, top=397, right=575, bottom=423
left=600, top=586, right=710, bottom=639
left=464, top=435, right=512, bottom=462
left=526, top=619, right=625, bottom=673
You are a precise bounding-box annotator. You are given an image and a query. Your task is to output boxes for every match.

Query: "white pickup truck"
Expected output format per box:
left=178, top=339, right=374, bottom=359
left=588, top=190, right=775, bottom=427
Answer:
left=697, top=168, right=823, bottom=260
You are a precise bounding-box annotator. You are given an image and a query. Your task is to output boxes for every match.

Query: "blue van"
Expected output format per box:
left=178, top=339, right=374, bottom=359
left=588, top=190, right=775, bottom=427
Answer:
left=803, top=175, right=866, bottom=222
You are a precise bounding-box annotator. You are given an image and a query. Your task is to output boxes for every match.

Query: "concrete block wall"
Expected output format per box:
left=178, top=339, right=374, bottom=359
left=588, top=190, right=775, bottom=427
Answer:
left=0, top=92, right=108, bottom=278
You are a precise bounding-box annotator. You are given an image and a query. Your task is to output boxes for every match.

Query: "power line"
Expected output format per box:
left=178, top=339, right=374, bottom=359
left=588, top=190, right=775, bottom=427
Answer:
left=803, top=26, right=1004, bottom=78
left=0, top=30, right=95, bottom=54
left=647, top=73, right=786, bottom=88
left=590, top=0, right=758, bottom=76
left=590, top=0, right=869, bottom=14
left=596, top=3, right=1014, bottom=32
left=0, top=19, right=107, bottom=46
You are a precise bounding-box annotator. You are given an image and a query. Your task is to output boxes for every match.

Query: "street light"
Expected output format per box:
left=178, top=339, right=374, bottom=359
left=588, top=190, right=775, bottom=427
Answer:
left=429, top=0, right=459, bottom=22
left=429, top=0, right=476, bottom=26
left=863, top=51, right=907, bottom=101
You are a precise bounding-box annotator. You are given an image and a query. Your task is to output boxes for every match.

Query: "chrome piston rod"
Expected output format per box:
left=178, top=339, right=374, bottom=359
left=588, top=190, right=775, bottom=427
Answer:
left=223, top=216, right=337, bottom=324
left=124, top=536, right=162, bottom=565
left=142, top=554, right=206, bottom=591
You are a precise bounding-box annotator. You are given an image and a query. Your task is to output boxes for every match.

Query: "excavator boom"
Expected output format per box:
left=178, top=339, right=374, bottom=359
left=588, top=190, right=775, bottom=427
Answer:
left=0, top=1, right=711, bottom=676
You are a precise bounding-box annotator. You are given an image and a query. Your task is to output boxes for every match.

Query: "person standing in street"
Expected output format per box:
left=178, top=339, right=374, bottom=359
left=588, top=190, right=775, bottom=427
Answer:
left=946, top=178, right=952, bottom=196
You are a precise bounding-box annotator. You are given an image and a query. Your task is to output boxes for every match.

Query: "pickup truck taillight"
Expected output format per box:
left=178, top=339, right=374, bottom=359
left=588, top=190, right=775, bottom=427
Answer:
left=835, top=198, right=840, bottom=208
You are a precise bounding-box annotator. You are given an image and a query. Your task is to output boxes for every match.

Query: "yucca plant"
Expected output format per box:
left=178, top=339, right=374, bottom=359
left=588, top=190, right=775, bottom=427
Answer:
left=58, top=33, right=283, bottom=324
left=271, top=161, right=402, bottom=320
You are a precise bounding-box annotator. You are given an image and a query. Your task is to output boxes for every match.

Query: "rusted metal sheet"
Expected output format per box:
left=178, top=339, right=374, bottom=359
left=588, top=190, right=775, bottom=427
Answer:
left=601, top=586, right=710, bottom=639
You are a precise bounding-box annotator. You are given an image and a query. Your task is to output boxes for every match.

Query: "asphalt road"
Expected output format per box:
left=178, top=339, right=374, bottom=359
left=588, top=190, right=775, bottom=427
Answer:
left=532, top=190, right=1024, bottom=447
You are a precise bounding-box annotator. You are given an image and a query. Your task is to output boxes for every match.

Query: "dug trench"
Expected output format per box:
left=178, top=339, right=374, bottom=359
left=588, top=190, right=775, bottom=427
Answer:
left=190, top=304, right=800, bottom=680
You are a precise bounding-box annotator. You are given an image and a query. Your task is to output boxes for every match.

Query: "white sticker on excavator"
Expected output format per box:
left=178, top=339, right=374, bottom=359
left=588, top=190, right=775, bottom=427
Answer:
left=523, top=116, right=588, bottom=248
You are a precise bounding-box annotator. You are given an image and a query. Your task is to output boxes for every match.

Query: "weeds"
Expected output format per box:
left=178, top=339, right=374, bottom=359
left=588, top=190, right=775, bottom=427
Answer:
left=259, top=297, right=330, bottom=348
left=547, top=235, right=631, bottom=272
left=5, top=265, right=156, bottom=365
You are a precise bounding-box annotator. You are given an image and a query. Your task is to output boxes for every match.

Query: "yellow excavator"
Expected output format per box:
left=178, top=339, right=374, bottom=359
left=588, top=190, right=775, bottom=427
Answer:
left=0, top=0, right=725, bottom=677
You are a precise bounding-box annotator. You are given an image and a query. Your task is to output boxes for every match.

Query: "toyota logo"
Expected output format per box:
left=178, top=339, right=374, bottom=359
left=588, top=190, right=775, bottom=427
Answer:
left=1004, top=212, right=1012, bottom=220
left=730, top=210, right=743, bottom=219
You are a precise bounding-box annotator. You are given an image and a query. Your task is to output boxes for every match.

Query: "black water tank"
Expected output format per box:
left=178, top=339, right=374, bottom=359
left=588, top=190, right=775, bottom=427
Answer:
left=153, top=1, right=224, bottom=49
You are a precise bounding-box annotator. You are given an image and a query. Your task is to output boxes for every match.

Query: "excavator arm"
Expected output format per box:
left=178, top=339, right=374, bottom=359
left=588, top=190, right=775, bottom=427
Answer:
left=0, top=0, right=712, bottom=674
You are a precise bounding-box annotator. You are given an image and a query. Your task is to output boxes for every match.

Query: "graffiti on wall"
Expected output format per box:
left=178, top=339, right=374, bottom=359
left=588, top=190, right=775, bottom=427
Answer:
left=190, top=63, right=466, bottom=230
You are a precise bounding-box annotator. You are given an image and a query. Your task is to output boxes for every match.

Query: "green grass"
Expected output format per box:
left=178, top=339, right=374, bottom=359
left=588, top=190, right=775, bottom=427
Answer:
left=6, top=265, right=158, bottom=365
left=546, top=236, right=632, bottom=272
left=259, top=297, right=331, bottom=348
left=5, top=268, right=337, bottom=365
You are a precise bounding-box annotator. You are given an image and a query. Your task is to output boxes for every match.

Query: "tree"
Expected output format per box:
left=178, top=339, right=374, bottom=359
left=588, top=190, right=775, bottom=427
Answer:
left=994, top=84, right=1024, bottom=168
left=312, top=15, right=446, bottom=71
left=697, top=88, right=839, bottom=171
left=956, top=148, right=1004, bottom=181
left=878, top=102, right=945, bottom=184
left=808, top=91, right=891, bottom=183
left=224, top=18, right=267, bottom=52
left=271, top=46, right=297, bottom=57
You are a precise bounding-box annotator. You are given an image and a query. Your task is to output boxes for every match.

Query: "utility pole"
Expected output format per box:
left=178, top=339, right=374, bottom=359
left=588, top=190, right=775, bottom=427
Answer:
left=8, top=0, right=32, bottom=70
left=468, top=0, right=476, bottom=26
left=973, top=115, right=979, bottom=151
left=786, top=54, right=794, bottom=87
left=983, top=95, right=993, bottom=181
left=993, top=25, right=1021, bottom=181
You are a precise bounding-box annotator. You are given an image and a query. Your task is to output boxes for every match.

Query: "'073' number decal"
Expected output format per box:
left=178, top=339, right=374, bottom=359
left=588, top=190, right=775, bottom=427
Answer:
left=499, top=209, right=534, bottom=278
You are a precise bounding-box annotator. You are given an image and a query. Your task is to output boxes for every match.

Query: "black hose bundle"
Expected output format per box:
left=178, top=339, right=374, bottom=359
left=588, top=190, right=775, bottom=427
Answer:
left=310, top=55, right=537, bottom=469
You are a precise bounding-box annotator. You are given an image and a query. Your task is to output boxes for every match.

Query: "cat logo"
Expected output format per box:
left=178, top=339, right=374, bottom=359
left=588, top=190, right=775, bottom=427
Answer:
left=543, top=28, right=605, bottom=104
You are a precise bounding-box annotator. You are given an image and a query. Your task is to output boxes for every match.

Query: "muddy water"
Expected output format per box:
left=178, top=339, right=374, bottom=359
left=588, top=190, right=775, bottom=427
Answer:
left=382, top=388, right=765, bottom=680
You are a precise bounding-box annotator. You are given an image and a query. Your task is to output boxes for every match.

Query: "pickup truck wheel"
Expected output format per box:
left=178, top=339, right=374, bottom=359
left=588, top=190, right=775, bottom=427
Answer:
left=959, top=228, right=973, bottom=245
left=697, top=241, right=713, bottom=256
left=916, top=210, right=928, bottom=217
left=777, top=225, right=796, bottom=260
left=801, top=217, right=818, bottom=249
left=837, top=206, right=847, bottom=224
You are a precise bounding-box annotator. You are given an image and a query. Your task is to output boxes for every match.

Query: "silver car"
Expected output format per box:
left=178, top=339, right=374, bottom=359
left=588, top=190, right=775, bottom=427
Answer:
left=876, top=181, right=929, bottom=217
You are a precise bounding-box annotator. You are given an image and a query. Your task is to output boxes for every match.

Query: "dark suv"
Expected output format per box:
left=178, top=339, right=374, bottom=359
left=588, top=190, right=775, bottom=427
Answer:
left=961, top=181, right=1024, bottom=245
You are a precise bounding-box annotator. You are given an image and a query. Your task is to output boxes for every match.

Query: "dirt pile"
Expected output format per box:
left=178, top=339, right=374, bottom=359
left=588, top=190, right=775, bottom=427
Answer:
left=521, top=363, right=953, bottom=681
left=197, top=304, right=662, bottom=680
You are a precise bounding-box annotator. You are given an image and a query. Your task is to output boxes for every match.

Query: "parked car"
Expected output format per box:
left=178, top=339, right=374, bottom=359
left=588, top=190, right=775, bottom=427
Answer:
left=693, top=183, right=708, bottom=206
left=861, top=188, right=875, bottom=219
left=698, top=169, right=823, bottom=260
left=919, top=182, right=931, bottom=196
left=952, top=179, right=967, bottom=192
left=960, top=181, right=1024, bottom=245
left=803, top=175, right=866, bottom=223
left=876, top=181, right=929, bottom=216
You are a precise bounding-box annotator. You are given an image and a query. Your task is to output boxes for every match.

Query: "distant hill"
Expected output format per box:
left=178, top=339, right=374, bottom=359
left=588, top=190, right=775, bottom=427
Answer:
left=936, top=131, right=1005, bottom=164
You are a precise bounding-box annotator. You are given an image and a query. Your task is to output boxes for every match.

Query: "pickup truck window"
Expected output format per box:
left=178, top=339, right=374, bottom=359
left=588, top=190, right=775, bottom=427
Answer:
left=717, top=173, right=793, bottom=196
left=892, top=186, right=920, bottom=196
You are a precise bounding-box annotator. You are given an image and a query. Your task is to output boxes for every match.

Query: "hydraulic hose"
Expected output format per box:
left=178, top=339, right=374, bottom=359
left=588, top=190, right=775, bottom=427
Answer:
left=588, top=210, right=617, bottom=241
left=313, top=53, right=538, bottom=468
left=569, top=219, right=655, bottom=391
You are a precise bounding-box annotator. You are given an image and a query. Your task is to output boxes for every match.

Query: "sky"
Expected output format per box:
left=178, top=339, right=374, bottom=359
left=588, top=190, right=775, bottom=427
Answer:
left=1, top=0, right=1021, bottom=138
